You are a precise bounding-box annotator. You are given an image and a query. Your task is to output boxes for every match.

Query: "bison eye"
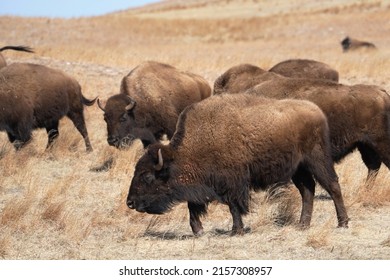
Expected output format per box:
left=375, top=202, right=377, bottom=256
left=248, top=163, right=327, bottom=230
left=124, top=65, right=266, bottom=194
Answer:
left=119, top=114, right=127, bottom=123
left=143, top=174, right=155, bottom=184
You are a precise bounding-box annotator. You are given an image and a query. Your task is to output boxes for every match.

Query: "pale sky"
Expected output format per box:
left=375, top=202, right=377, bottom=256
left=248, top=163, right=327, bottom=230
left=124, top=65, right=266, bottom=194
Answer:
left=0, top=0, right=160, bottom=18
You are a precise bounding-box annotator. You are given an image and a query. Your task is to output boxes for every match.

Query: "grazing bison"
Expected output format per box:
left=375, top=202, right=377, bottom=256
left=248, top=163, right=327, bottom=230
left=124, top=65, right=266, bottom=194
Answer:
left=269, top=59, right=339, bottom=82
left=127, top=94, right=349, bottom=235
left=213, top=61, right=338, bottom=95
left=98, top=61, right=211, bottom=148
left=0, top=45, right=34, bottom=68
left=0, top=63, right=96, bottom=151
left=341, top=36, right=376, bottom=52
left=246, top=77, right=390, bottom=182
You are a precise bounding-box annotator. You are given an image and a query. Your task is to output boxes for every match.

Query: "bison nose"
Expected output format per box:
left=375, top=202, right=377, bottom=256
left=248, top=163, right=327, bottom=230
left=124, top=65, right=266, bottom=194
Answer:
left=107, top=136, right=119, bottom=147
left=127, top=199, right=135, bottom=209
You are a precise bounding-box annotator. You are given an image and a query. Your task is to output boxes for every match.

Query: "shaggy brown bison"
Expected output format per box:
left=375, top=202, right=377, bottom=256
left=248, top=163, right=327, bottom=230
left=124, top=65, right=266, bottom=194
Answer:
left=127, top=94, right=349, bottom=235
left=341, top=36, right=376, bottom=52
left=213, top=61, right=338, bottom=95
left=213, top=63, right=270, bottom=95
left=98, top=61, right=212, bottom=148
left=246, top=77, right=390, bottom=182
left=269, top=59, right=339, bottom=82
left=0, top=63, right=96, bottom=151
left=0, top=45, right=34, bottom=68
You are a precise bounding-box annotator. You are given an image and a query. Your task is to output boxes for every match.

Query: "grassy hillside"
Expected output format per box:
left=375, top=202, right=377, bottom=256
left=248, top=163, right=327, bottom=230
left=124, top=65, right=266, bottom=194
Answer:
left=0, top=0, right=389, bottom=259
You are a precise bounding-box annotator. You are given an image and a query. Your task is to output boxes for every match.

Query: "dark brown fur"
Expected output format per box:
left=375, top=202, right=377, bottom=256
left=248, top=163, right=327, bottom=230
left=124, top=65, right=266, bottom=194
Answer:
left=0, top=63, right=96, bottom=151
left=127, top=94, right=348, bottom=235
left=246, top=77, right=390, bottom=182
left=269, top=59, right=339, bottom=82
left=0, top=46, right=34, bottom=68
left=341, top=36, right=376, bottom=52
left=99, top=61, right=211, bottom=148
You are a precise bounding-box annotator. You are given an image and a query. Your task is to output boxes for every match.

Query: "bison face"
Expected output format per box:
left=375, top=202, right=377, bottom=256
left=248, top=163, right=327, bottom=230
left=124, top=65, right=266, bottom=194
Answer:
left=99, top=95, right=138, bottom=149
left=127, top=146, right=174, bottom=214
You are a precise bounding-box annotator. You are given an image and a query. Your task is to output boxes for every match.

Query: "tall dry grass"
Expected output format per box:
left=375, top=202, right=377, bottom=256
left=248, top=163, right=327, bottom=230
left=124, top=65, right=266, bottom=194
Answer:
left=0, top=0, right=390, bottom=259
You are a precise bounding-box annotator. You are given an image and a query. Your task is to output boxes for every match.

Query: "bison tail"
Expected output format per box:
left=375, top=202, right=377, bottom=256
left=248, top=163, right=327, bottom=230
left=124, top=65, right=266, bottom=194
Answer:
left=82, top=96, right=97, bottom=106
left=0, top=45, right=34, bottom=53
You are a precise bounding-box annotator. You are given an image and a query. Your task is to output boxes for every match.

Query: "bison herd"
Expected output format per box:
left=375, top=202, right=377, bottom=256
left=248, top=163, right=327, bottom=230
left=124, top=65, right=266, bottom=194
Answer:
left=0, top=44, right=387, bottom=236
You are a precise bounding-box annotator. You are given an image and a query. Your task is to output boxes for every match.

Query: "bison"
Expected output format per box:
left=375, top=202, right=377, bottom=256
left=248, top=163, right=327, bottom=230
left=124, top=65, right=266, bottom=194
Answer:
left=0, top=45, right=34, bottom=68
left=213, top=63, right=271, bottom=95
left=0, top=63, right=96, bottom=151
left=341, top=36, right=376, bottom=52
left=246, top=77, right=390, bottom=182
left=269, top=59, right=339, bottom=82
left=98, top=61, right=212, bottom=148
left=127, top=94, right=349, bottom=235
left=213, top=60, right=338, bottom=95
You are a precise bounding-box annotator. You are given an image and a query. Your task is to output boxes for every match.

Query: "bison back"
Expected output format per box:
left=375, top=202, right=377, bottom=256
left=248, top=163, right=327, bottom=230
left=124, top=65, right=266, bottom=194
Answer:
left=171, top=93, right=328, bottom=186
left=0, top=63, right=83, bottom=128
left=269, top=59, right=339, bottom=82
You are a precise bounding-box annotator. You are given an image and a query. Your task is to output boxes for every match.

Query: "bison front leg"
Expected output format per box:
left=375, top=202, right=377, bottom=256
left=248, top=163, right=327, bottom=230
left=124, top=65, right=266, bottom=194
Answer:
left=188, top=202, right=207, bottom=236
left=228, top=201, right=245, bottom=235
left=8, top=123, right=32, bottom=150
left=357, top=143, right=381, bottom=184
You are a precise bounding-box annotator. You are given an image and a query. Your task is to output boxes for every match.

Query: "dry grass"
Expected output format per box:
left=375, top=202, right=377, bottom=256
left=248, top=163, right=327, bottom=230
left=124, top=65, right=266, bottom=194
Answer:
left=0, top=0, right=390, bottom=260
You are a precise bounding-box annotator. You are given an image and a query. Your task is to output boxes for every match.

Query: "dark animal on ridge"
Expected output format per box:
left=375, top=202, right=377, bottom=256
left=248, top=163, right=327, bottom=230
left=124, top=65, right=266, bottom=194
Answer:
left=0, top=63, right=96, bottom=151
left=341, top=36, right=376, bottom=52
left=0, top=45, right=34, bottom=68
left=269, top=59, right=339, bottom=82
left=98, top=61, right=212, bottom=148
left=246, top=77, right=390, bottom=183
left=127, top=94, right=349, bottom=236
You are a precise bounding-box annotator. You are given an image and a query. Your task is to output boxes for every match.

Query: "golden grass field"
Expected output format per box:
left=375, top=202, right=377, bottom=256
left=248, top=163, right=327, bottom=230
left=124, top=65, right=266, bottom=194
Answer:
left=0, top=0, right=390, bottom=259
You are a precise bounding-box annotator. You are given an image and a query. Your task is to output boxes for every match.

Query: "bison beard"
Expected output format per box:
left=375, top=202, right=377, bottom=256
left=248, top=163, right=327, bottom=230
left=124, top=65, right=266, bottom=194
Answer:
left=127, top=94, right=349, bottom=236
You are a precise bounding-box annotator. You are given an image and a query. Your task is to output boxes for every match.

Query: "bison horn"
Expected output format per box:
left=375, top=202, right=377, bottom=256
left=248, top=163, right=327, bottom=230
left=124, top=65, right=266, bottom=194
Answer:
left=154, top=149, right=164, bottom=171
left=125, top=100, right=136, bottom=111
left=97, top=99, right=106, bottom=112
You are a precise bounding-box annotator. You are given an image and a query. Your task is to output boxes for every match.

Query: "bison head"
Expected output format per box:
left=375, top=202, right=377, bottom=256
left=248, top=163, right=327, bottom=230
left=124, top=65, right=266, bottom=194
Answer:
left=127, top=145, right=175, bottom=214
left=341, top=36, right=351, bottom=52
left=98, top=94, right=156, bottom=148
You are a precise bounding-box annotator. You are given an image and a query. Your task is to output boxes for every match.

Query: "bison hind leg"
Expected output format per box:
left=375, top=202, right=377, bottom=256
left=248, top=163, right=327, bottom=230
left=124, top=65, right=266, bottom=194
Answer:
left=292, top=165, right=316, bottom=228
left=45, top=121, right=59, bottom=150
left=305, top=153, right=349, bottom=228
left=67, top=111, right=92, bottom=152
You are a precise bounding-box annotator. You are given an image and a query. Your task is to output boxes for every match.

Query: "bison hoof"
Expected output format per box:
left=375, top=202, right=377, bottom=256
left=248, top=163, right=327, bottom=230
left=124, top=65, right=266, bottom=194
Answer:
left=193, top=229, right=204, bottom=236
left=231, top=226, right=251, bottom=236
left=337, top=218, right=349, bottom=228
left=297, top=222, right=310, bottom=230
